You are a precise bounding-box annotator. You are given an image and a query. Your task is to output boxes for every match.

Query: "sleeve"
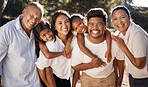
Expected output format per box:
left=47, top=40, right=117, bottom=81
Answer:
left=112, top=41, right=125, bottom=60
left=132, top=33, right=147, bottom=58
left=35, top=51, right=51, bottom=70
left=0, top=27, right=9, bottom=75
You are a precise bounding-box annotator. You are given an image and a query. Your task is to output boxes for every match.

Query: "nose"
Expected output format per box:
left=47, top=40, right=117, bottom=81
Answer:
left=93, top=24, right=98, bottom=30
left=31, top=18, right=36, bottom=24
left=62, top=23, right=67, bottom=29
left=118, top=18, right=122, bottom=24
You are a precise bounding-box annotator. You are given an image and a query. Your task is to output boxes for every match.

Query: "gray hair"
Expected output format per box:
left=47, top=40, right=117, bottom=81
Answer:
left=26, top=2, right=44, bottom=17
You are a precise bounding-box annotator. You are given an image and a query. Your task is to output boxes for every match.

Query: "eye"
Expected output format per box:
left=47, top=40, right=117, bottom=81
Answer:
left=122, top=16, right=125, bottom=18
left=58, top=22, right=62, bottom=24
left=75, top=28, right=78, bottom=30
left=113, top=18, right=117, bottom=20
left=78, top=22, right=81, bottom=26
left=65, top=20, right=70, bottom=23
left=88, top=22, right=93, bottom=26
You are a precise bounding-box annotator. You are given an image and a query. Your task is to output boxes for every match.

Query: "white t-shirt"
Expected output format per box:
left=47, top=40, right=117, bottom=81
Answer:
left=114, top=21, right=148, bottom=78
left=36, top=36, right=77, bottom=80
left=71, top=34, right=124, bottom=78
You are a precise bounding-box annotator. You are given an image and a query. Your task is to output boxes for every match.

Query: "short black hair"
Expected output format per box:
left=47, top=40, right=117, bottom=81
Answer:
left=86, top=8, right=107, bottom=25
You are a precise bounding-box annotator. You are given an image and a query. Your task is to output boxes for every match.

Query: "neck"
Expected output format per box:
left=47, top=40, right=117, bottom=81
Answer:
left=57, top=33, right=67, bottom=45
left=87, top=34, right=105, bottom=44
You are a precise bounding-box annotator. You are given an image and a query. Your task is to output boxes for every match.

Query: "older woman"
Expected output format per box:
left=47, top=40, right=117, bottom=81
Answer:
left=111, top=5, right=148, bottom=87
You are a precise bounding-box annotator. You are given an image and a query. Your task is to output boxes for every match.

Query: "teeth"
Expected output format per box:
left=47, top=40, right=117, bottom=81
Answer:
left=82, top=28, right=85, bottom=32
left=48, top=37, right=52, bottom=41
left=117, top=24, right=124, bottom=28
left=63, top=29, right=67, bottom=31
left=92, top=30, right=98, bottom=34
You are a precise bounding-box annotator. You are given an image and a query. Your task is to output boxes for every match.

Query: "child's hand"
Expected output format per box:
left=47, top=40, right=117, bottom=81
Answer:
left=105, top=50, right=112, bottom=63
left=64, top=44, right=72, bottom=59
left=90, top=58, right=106, bottom=68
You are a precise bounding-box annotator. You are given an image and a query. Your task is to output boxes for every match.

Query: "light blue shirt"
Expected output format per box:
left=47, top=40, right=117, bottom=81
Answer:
left=0, top=15, right=41, bottom=87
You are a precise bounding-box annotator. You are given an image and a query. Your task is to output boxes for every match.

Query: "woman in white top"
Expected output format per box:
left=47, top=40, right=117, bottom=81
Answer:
left=36, top=10, right=74, bottom=87
left=111, top=5, right=148, bottom=87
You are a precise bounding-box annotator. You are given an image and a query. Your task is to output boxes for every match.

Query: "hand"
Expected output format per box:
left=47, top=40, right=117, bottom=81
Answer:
left=64, top=44, right=72, bottom=59
left=105, top=50, right=112, bottom=63
left=111, top=35, right=126, bottom=50
left=90, top=58, right=106, bottom=68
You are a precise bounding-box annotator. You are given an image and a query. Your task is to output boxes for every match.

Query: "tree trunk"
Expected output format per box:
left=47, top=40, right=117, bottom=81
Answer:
left=0, top=0, right=9, bottom=26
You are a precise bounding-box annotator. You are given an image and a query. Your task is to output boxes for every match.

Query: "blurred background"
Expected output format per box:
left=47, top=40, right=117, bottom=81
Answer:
left=0, top=0, right=148, bottom=32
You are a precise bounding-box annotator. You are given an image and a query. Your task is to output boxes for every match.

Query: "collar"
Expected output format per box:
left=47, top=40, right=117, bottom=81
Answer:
left=15, top=14, right=23, bottom=31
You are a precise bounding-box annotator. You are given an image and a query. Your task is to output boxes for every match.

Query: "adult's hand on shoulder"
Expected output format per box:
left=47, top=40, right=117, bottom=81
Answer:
left=112, top=35, right=126, bottom=50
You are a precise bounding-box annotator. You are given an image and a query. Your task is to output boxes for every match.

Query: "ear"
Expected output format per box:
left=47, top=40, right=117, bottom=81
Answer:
left=22, top=8, right=26, bottom=14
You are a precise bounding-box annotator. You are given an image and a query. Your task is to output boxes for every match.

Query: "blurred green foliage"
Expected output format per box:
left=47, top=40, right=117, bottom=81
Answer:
left=1, top=0, right=148, bottom=32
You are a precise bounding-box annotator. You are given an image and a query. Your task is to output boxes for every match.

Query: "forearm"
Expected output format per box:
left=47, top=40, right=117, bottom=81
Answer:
left=117, top=60, right=124, bottom=80
left=73, top=62, right=93, bottom=71
left=105, top=30, right=112, bottom=52
left=37, top=68, right=49, bottom=86
left=77, top=34, right=97, bottom=59
left=45, top=67, right=56, bottom=87
left=66, top=33, right=73, bottom=45
left=39, top=42, right=63, bottom=59
left=116, top=59, right=124, bottom=86
left=72, top=70, right=80, bottom=87
left=44, top=52, right=63, bottom=59
left=121, top=45, right=146, bottom=69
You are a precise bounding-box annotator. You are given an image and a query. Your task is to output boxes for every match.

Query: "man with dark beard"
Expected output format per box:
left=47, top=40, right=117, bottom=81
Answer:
left=71, top=8, right=124, bottom=87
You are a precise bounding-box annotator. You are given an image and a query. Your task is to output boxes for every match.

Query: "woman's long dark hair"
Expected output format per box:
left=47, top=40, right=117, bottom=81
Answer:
left=51, top=10, right=71, bottom=39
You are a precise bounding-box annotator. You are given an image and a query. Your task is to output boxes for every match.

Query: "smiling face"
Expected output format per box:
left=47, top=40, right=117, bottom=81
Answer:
left=39, top=28, right=54, bottom=42
left=72, top=18, right=87, bottom=33
left=111, top=9, right=130, bottom=35
left=21, top=5, right=42, bottom=31
left=54, top=14, right=71, bottom=36
left=87, top=17, right=106, bottom=39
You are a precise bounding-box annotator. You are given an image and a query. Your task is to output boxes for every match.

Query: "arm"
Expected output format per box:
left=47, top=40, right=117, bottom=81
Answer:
left=64, top=33, right=73, bottom=58
left=105, top=29, right=112, bottom=63
left=45, top=67, right=56, bottom=87
left=37, top=68, right=50, bottom=87
left=39, top=42, right=63, bottom=59
left=116, top=59, right=124, bottom=87
left=73, top=58, right=106, bottom=71
left=112, top=35, right=146, bottom=69
left=72, top=70, right=80, bottom=87
left=77, top=33, right=97, bottom=59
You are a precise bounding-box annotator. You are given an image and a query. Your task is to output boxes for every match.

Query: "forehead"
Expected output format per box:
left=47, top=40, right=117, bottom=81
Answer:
left=56, top=14, right=69, bottom=21
left=88, top=17, right=104, bottom=23
left=40, top=28, right=50, bottom=34
left=72, top=18, right=81, bottom=24
left=26, top=6, right=42, bottom=15
left=112, top=9, right=127, bottom=17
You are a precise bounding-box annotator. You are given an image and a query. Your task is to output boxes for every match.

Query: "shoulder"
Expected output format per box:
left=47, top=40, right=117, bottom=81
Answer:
left=0, top=20, right=17, bottom=33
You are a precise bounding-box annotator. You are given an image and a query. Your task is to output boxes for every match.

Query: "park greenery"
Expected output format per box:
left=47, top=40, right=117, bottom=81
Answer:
left=0, top=0, right=148, bottom=32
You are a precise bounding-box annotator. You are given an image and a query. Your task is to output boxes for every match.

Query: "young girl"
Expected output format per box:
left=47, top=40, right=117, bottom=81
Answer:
left=70, top=14, right=112, bottom=64
left=33, top=18, right=72, bottom=87
left=33, top=19, right=59, bottom=87
left=35, top=10, right=75, bottom=87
